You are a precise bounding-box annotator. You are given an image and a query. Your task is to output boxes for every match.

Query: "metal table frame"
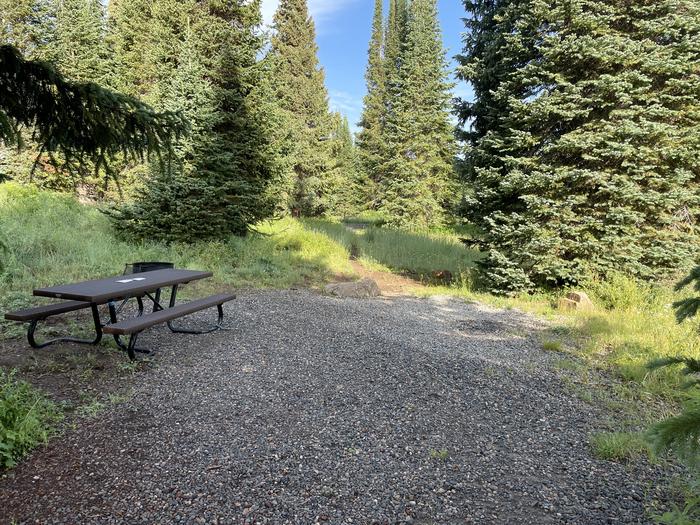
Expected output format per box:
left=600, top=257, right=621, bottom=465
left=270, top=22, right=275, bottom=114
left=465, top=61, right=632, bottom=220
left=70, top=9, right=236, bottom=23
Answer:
left=28, top=270, right=217, bottom=353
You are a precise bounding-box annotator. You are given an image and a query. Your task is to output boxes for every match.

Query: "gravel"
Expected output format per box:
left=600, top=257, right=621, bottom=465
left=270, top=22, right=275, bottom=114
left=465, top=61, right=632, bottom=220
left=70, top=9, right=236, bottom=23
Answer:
left=0, top=290, right=673, bottom=524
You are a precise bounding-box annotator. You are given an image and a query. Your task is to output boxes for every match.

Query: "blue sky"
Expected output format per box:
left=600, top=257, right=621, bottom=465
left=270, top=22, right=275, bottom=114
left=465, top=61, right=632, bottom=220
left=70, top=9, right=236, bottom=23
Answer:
left=261, top=1, right=470, bottom=132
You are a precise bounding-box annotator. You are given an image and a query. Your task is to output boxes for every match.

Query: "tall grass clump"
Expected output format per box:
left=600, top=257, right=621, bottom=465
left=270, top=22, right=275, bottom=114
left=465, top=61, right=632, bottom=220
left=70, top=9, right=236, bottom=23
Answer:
left=0, top=368, right=62, bottom=468
left=358, top=226, right=481, bottom=277
left=566, top=272, right=700, bottom=398
left=303, top=218, right=482, bottom=284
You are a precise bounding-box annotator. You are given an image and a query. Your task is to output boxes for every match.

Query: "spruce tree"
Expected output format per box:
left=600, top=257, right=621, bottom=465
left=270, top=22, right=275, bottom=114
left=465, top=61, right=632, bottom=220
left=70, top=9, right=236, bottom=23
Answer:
left=459, top=0, right=700, bottom=293
left=455, top=0, right=527, bottom=144
left=112, top=0, right=282, bottom=240
left=0, top=0, right=55, bottom=58
left=328, top=113, right=362, bottom=217
left=382, top=0, right=408, bottom=131
left=107, top=0, right=159, bottom=98
left=49, top=0, right=109, bottom=84
left=379, top=0, right=456, bottom=229
left=270, top=0, right=335, bottom=216
left=356, top=0, right=386, bottom=205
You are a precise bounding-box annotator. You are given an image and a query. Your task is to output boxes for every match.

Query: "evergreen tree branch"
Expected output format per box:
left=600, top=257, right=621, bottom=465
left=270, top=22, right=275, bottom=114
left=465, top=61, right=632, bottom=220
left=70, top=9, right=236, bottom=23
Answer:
left=674, top=266, right=700, bottom=323
left=648, top=401, right=700, bottom=468
left=0, top=45, right=187, bottom=180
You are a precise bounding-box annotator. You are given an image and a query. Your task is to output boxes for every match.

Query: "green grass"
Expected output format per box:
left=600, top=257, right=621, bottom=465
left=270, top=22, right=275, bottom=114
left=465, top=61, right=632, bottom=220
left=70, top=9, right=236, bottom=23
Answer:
left=542, top=338, right=564, bottom=352
left=0, top=369, right=62, bottom=468
left=654, top=495, right=700, bottom=525
left=0, top=183, right=356, bottom=338
left=569, top=274, right=700, bottom=400
left=341, top=210, right=387, bottom=226
left=590, top=431, right=653, bottom=462
left=429, top=448, right=449, bottom=461
left=75, top=398, right=106, bottom=418
left=304, top=218, right=483, bottom=282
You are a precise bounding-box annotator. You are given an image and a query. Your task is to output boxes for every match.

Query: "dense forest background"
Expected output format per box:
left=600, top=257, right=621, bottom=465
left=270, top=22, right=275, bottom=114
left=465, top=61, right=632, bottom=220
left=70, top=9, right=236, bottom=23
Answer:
left=1, top=0, right=699, bottom=295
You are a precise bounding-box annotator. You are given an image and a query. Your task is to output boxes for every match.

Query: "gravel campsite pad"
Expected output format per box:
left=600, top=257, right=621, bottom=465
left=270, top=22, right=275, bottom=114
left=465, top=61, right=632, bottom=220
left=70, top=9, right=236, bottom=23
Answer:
left=0, top=290, right=671, bottom=524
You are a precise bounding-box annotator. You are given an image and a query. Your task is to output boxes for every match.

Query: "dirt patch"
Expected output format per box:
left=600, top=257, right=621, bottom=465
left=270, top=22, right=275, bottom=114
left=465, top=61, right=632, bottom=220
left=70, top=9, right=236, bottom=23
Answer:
left=348, top=260, right=428, bottom=297
left=1, top=306, right=149, bottom=410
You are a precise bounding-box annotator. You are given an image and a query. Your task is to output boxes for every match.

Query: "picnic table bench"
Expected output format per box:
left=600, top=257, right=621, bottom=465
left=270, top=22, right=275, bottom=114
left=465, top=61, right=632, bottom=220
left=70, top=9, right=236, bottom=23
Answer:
left=4, top=268, right=234, bottom=360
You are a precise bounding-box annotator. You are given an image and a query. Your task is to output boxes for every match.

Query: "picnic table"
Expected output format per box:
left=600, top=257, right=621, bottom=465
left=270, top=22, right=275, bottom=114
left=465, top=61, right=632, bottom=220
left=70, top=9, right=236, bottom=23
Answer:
left=5, top=268, right=235, bottom=360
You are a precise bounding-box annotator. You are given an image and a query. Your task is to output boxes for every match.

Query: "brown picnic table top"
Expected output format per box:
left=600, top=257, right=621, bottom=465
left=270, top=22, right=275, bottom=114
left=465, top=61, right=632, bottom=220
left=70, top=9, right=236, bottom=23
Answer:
left=33, top=269, right=213, bottom=304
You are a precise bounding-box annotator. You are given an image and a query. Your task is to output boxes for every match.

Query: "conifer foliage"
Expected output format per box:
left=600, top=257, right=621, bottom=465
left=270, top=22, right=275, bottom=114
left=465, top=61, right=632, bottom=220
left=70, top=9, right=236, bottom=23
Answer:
left=458, top=0, right=700, bottom=293
left=111, top=0, right=282, bottom=241
left=0, top=0, right=55, bottom=58
left=358, top=0, right=456, bottom=229
left=0, top=45, right=185, bottom=183
left=269, top=0, right=337, bottom=216
left=356, top=0, right=386, bottom=203
left=49, top=0, right=109, bottom=84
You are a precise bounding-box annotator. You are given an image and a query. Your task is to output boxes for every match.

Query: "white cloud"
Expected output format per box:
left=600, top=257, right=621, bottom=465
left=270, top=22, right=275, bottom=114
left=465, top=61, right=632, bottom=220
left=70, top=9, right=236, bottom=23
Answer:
left=261, top=0, right=358, bottom=29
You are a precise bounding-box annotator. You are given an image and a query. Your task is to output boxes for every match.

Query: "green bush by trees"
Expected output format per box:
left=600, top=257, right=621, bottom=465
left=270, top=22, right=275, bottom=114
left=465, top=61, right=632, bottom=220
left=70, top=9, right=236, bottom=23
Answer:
left=109, top=0, right=284, bottom=241
left=457, top=0, right=700, bottom=294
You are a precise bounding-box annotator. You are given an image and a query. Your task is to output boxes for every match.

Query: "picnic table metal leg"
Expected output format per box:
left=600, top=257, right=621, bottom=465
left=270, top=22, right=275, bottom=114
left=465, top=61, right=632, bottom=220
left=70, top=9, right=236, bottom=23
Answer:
left=153, top=288, right=163, bottom=312
left=126, top=333, right=138, bottom=361
left=27, top=304, right=103, bottom=349
left=169, top=284, right=179, bottom=308
left=167, top=304, right=226, bottom=335
left=107, top=300, right=150, bottom=356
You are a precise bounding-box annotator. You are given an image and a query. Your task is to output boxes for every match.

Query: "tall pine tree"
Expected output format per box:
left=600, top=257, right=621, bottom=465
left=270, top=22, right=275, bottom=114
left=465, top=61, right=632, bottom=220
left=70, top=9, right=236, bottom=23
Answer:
left=379, top=0, right=456, bottom=229
left=328, top=112, right=362, bottom=217
left=112, top=0, right=282, bottom=240
left=459, top=0, right=700, bottom=293
left=356, top=0, right=386, bottom=205
left=270, top=0, right=336, bottom=216
left=382, top=0, right=408, bottom=142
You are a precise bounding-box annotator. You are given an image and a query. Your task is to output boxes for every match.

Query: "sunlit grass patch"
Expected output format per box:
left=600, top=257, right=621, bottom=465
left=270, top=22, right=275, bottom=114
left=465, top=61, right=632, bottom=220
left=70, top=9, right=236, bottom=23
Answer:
left=303, top=218, right=483, bottom=283
left=542, top=338, right=564, bottom=352
left=590, top=431, right=653, bottom=462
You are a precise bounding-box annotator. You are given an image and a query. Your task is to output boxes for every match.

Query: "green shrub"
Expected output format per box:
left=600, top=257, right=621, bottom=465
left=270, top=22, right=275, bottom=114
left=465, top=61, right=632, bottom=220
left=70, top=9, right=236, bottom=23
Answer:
left=653, top=497, right=700, bottom=525
left=0, top=369, right=62, bottom=468
left=589, top=272, right=666, bottom=312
